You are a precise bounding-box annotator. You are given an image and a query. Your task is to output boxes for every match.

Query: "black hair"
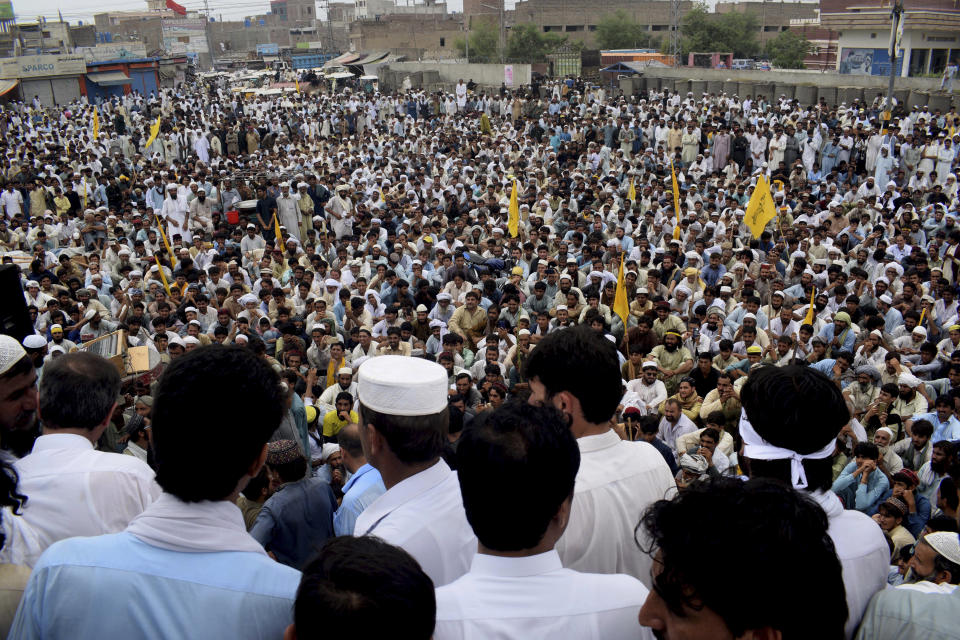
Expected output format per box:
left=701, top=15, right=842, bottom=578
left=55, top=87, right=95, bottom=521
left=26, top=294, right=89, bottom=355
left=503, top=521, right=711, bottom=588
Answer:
left=638, top=415, right=660, bottom=435
left=241, top=467, right=270, bottom=501
left=853, top=441, right=880, bottom=460
left=637, top=477, right=847, bottom=639
left=337, top=424, right=363, bottom=458
left=152, top=346, right=284, bottom=502
left=456, top=402, right=579, bottom=551
left=359, top=402, right=447, bottom=465
left=38, top=352, right=120, bottom=431
left=523, top=325, right=621, bottom=424
left=294, top=536, right=435, bottom=639
left=912, top=419, right=934, bottom=438
left=740, top=365, right=847, bottom=492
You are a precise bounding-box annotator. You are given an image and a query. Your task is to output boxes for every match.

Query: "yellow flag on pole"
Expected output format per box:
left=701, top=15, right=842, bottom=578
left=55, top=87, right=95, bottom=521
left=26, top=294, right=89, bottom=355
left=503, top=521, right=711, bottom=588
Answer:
left=154, top=255, right=172, bottom=297
left=508, top=178, right=519, bottom=238
left=92, top=108, right=99, bottom=139
left=802, top=287, right=816, bottom=326
left=627, top=177, right=636, bottom=203
left=274, top=212, right=284, bottom=245
left=671, top=162, right=681, bottom=240
left=744, top=175, right=777, bottom=239
left=145, top=115, right=162, bottom=150
left=295, top=77, right=301, bottom=94
left=919, top=307, right=926, bottom=326
left=613, top=253, right=629, bottom=328
left=154, top=214, right=178, bottom=268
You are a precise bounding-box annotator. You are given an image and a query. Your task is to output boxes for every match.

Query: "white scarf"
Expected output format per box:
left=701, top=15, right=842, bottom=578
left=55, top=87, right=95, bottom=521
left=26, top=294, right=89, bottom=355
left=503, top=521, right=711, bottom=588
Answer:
left=126, top=493, right=266, bottom=555
left=739, top=409, right=835, bottom=489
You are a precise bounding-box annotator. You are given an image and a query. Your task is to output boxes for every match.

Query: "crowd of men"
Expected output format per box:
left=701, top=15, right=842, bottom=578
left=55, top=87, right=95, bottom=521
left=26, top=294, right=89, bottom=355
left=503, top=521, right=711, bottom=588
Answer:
left=0, top=72, right=959, bottom=637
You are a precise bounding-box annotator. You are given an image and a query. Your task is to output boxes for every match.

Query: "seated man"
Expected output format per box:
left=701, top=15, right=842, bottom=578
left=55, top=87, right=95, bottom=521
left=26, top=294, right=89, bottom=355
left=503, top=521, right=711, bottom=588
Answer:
left=637, top=477, right=848, bottom=638
left=435, top=402, right=653, bottom=639
left=832, top=441, right=891, bottom=513
left=11, top=346, right=302, bottom=638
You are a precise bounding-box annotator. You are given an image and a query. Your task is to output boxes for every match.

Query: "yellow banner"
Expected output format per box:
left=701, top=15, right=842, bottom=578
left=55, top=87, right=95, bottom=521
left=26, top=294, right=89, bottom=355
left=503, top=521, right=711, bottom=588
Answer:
left=508, top=179, right=519, bottom=238
left=92, top=108, right=99, bottom=139
left=802, top=287, right=816, bottom=326
left=154, top=214, right=178, bottom=268
left=613, top=254, right=629, bottom=328
left=744, top=175, right=777, bottom=239
left=144, top=115, right=162, bottom=150
left=671, top=162, right=681, bottom=240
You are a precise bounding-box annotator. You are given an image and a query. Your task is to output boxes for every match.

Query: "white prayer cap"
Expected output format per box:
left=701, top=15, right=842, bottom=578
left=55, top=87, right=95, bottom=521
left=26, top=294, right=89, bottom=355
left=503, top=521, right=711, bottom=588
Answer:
left=166, top=183, right=178, bottom=191
left=358, top=356, right=447, bottom=416
left=878, top=294, right=894, bottom=305
left=913, top=326, right=927, bottom=336
left=875, top=426, right=895, bottom=441
left=321, top=443, right=341, bottom=462
left=924, top=532, right=960, bottom=566
left=641, top=361, right=659, bottom=370
left=23, top=334, right=47, bottom=349
left=337, top=367, right=353, bottom=376
left=235, top=334, right=249, bottom=344
left=182, top=336, right=201, bottom=345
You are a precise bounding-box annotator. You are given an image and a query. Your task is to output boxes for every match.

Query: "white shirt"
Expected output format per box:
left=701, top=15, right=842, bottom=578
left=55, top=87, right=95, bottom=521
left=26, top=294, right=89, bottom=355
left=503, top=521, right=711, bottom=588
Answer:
left=557, top=430, right=676, bottom=588
left=657, top=414, right=698, bottom=454
left=810, top=490, right=889, bottom=639
left=435, top=551, right=654, bottom=640
left=13, top=433, right=162, bottom=567
left=354, top=459, right=475, bottom=587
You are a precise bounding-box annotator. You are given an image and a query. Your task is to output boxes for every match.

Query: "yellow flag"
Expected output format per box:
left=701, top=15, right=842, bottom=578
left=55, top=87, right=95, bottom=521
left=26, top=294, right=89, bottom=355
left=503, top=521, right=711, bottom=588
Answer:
left=671, top=163, right=682, bottom=240
left=154, top=214, right=178, bottom=268
left=919, top=308, right=926, bottom=325
left=145, top=115, right=162, bottom=150
left=274, top=212, right=284, bottom=244
left=627, top=177, right=636, bottom=203
left=802, top=287, right=816, bottom=326
left=154, top=255, right=172, bottom=297
left=744, top=175, right=777, bottom=239
left=613, top=253, right=629, bottom=328
left=92, top=108, right=99, bottom=139
left=508, top=178, right=519, bottom=238
left=295, top=77, right=301, bottom=94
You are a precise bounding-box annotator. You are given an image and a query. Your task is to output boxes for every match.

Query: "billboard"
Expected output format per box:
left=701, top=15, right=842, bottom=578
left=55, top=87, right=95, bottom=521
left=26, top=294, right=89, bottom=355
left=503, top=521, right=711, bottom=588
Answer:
left=162, top=18, right=209, bottom=55
left=0, top=1, right=12, bottom=20
left=839, top=48, right=904, bottom=76
left=256, top=43, right=280, bottom=56
left=0, top=54, right=87, bottom=79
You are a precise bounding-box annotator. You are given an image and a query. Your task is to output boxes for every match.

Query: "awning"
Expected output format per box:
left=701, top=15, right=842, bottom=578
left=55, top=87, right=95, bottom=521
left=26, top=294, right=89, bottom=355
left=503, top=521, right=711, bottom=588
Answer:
left=86, top=71, right=132, bottom=86
left=0, top=79, right=18, bottom=96
left=352, top=51, right=388, bottom=66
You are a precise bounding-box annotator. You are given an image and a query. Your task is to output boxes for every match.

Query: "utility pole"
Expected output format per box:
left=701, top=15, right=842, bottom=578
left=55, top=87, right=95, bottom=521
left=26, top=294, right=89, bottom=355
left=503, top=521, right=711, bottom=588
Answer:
left=325, top=0, right=335, bottom=54
left=499, top=0, right=505, bottom=64
left=884, top=0, right=904, bottom=131
left=669, top=0, right=681, bottom=67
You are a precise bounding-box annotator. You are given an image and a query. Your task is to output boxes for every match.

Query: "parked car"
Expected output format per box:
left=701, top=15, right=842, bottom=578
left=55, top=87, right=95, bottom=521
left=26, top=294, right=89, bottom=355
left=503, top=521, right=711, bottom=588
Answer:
left=731, top=59, right=755, bottom=70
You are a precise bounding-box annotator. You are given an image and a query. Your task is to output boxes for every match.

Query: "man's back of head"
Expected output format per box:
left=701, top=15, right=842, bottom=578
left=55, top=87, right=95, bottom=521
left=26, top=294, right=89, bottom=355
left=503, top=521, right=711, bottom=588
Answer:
left=638, top=477, right=848, bottom=639
left=740, top=364, right=848, bottom=492
left=457, top=402, right=579, bottom=552
left=38, top=351, right=120, bottom=436
left=288, top=536, right=435, bottom=640
left=152, top=345, right=285, bottom=502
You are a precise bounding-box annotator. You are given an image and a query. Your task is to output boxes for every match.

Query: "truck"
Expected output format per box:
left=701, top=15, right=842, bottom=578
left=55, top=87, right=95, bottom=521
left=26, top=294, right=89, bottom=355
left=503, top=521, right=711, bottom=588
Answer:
left=290, top=52, right=338, bottom=70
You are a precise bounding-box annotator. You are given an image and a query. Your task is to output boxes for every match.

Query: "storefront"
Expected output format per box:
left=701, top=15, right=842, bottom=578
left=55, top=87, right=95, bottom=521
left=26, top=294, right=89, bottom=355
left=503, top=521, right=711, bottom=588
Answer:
left=84, top=58, right=161, bottom=101
left=0, top=54, right=86, bottom=105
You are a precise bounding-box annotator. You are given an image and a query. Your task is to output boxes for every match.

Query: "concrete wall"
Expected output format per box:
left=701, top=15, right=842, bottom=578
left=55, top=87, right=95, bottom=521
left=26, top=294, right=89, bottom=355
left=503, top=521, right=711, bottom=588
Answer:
left=638, top=66, right=956, bottom=92
left=384, top=62, right=531, bottom=88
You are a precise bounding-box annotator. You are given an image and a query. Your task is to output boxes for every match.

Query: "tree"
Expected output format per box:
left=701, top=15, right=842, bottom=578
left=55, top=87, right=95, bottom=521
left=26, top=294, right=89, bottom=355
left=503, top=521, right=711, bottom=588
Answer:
left=765, top=30, right=811, bottom=69
left=506, top=24, right=567, bottom=63
left=681, top=3, right=759, bottom=58
left=456, top=19, right=500, bottom=63
left=595, top=10, right=651, bottom=50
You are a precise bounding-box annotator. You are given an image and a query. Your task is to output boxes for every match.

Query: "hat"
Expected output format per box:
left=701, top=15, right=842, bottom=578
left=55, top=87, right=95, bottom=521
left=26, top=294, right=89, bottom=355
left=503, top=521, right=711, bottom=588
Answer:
left=50, top=324, right=63, bottom=333
left=881, top=496, right=907, bottom=518
left=878, top=294, right=893, bottom=305
left=641, top=361, right=659, bottom=370
left=357, top=356, right=447, bottom=416
left=924, top=532, right=960, bottom=566
left=679, top=453, right=709, bottom=475
left=892, top=469, right=919, bottom=487
left=746, top=345, right=763, bottom=355
left=511, top=266, right=524, bottom=276
left=305, top=405, right=318, bottom=424
left=834, top=311, right=851, bottom=324
left=0, top=335, right=28, bottom=376
left=898, top=372, right=921, bottom=388
left=267, top=439, right=302, bottom=465
left=23, top=334, right=47, bottom=349
left=321, top=443, right=341, bottom=462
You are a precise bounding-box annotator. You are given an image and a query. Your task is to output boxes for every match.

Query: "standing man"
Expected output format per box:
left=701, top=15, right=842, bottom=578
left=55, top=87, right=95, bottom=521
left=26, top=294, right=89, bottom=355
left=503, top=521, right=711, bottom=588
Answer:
left=0, top=335, right=39, bottom=458
left=435, top=402, right=653, bottom=639
left=525, top=326, right=675, bottom=587
left=740, top=364, right=889, bottom=638
left=334, top=422, right=385, bottom=536
left=10, top=346, right=301, bottom=638
left=354, top=356, right=476, bottom=587
left=12, top=352, right=161, bottom=567
left=160, top=183, right=190, bottom=243
left=276, top=182, right=301, bottom=243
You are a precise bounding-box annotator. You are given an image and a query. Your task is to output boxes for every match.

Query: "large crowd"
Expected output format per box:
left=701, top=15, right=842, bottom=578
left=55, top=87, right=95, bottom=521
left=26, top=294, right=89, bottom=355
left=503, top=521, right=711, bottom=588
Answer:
left=0, top=72, right=958, bottom=638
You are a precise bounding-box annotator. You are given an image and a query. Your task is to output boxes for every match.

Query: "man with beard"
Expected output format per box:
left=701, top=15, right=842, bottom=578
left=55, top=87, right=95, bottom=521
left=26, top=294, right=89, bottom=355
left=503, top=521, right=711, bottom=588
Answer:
left=0, top=335, right=39, bottom=457
left=857, top=532, right=960, bottom=639
left=695, top=311, right=724, bottom=354
left=652, top=301, right=684, bottom=341
left=917, top=441, right=954, bottom=503
left=623, top=361, right=667, bottom=416
left=648, top=331, right=693, bottom=395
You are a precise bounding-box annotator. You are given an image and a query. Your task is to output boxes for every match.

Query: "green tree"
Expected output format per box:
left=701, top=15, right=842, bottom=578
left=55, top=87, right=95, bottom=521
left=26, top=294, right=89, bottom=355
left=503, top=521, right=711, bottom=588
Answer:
left=681, top=3, right=759, bottom=58
left=764, top=29, right=811, bottom=69
left=456, top=19, right=500, bottom=63
left=506, top=23, right=567, bottom=63
left=595, top=10, right=651, bottom=50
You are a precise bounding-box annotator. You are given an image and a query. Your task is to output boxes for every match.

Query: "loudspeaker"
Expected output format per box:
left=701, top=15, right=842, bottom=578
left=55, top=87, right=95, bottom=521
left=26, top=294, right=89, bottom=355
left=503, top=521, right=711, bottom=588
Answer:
left=0, top=264, right=34, bottom=342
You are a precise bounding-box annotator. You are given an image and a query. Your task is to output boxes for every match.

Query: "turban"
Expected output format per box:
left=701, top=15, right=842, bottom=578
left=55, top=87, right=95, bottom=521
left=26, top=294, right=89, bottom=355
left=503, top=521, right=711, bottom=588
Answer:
left=679, top=453, right=710, bottom=475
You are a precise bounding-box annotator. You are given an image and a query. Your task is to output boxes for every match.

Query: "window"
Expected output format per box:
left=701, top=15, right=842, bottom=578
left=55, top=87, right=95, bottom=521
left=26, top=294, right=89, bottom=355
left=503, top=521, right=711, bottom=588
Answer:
left=587, top=24, right=597, bottom=31
left=440, top=37, right=445, bottom=46
left=870, top=32, right=876, bottom=38
left=543, top=25, right=562, bottom=32
left=565, top=25, right=583, bottom=32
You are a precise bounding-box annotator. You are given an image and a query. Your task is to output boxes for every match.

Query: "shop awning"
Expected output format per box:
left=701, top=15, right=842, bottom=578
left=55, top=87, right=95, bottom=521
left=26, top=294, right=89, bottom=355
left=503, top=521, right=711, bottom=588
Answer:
left=86, top=71, right=132, bottom=86
left=0, top=79, right=18, bottom=96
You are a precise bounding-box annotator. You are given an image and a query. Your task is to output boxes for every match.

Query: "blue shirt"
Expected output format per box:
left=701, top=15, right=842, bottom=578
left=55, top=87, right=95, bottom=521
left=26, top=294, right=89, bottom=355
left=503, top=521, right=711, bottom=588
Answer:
left=911, top=411, right=960, bottom=443
left=831, top=460, right=890, bottom=513
left=10, top=532, right=300, bottom=639
left=818, top=323, right=856, bottom=353
left=250, top=476, right=337, bottom=569
left=334, top=463, right=386, bottom=536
